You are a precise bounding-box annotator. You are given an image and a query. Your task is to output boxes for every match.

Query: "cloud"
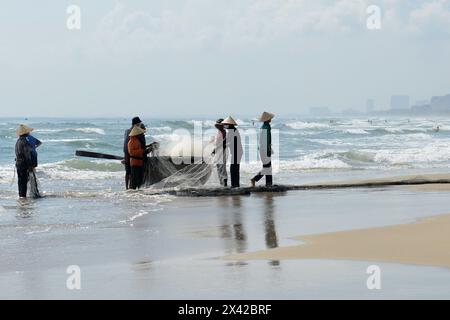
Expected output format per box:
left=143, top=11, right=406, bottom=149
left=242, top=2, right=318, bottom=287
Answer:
left=81, top=0, right=450, bottom=58
left=86, top=0, right=369, bottom=54
left=407, top=0, right=450, bottom=34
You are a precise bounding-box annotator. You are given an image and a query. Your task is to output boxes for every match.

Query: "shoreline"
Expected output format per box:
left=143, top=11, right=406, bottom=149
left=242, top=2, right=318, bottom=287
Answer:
left=226, top=213, right=450, bottom=269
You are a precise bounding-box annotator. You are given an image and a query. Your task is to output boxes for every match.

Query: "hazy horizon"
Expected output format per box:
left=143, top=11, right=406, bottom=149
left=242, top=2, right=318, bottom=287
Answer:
left=1, top=0, right=449, bottom=118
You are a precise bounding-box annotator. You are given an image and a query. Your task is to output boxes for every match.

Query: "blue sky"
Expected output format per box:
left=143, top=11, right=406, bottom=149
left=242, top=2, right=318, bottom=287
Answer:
left=0, top=0, right=449, bottom=117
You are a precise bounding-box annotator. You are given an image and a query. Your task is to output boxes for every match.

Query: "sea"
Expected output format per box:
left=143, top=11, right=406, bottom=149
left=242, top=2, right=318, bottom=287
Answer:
left=1, top=117, right=448, bottom=189
left=0, top=116, right=449, bottom=232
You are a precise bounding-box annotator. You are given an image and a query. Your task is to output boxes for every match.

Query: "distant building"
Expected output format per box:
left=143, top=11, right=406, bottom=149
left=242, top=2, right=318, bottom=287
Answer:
left=430, top=94, right=450, bottom=113
left=390, top=95, right=410, bottom=111
left=309, top=107, right=331, bottom=116
left=366, top=99, right=375, bottom=113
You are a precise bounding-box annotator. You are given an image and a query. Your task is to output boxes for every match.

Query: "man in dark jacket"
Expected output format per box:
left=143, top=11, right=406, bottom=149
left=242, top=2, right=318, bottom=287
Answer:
left=15, top=125, right=38, bottom=198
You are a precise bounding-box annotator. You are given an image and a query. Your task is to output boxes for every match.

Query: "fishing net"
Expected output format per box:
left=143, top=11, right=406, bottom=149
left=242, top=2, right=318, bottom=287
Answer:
left=140, top=140, right=215, bottom=189
left=28, top=169, right=42, bottom=199
left=144, top=156, right=213, bottom=190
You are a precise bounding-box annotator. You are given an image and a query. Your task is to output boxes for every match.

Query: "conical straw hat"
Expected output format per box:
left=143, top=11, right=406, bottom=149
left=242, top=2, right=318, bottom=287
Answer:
left=259, top=111, right=275, bottom=122
left=16, top=124, right=34, bottom=137
left=221, top=116, right=238, bottom=126
left=129, top=125, right=147, bottom=137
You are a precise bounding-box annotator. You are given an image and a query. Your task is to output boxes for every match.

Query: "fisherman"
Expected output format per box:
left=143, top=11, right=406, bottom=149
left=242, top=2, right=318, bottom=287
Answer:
left=124, top=117, right=146, bottom=189
left=15, top=124, right=40, bottom=198
left=222, top=117, right=243, bottom=188
left=128, top=125, right=147, bottom=190
left=212, top=119, right=228, bottom=187
left=251, top=112, right=274, bottom=187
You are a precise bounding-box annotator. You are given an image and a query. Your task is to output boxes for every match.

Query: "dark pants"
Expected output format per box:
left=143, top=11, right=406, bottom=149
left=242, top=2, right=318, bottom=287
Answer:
left=252, top=161, right=273, bottom=186
left=130, top=166, right=144, bottom=190
left=17, top=167, right=29, bottom=198
left=124, top=154, right=131, bottom=189
left=230, top=164, right=240, bottom=188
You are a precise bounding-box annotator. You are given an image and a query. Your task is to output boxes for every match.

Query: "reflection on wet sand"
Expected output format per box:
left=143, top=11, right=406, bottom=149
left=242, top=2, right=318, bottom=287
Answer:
left=219, top=196, right=247, bottom=257
left=261, top=194, right=280, bottom=267
left=218, top=193, right=283, bottom=267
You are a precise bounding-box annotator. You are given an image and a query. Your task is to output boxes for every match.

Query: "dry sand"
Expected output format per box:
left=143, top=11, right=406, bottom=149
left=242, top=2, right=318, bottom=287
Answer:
left=226, top=214, right=450, bottom=268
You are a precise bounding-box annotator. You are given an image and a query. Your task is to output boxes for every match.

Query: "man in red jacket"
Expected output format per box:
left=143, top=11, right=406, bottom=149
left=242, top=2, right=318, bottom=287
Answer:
left=128, top=125, right=147, bottom=190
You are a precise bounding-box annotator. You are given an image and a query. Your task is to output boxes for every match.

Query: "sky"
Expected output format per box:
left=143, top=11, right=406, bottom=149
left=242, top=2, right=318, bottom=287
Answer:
left=0, top=0, right=449, bottom=118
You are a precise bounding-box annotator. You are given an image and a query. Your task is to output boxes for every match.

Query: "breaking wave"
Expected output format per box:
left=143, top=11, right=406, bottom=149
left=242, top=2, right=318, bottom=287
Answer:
left=285, top=121, right=330, bottom=130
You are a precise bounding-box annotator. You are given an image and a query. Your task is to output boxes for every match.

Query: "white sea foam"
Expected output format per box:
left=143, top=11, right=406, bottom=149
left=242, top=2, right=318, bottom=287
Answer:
left=152, top=126, right=172, bottom=132
left=189, top=120, right=216, bottom=127
left=25, top=227, right=52, bottom=235
left=34, top=128, right=105, bottom=135
left=42, top=138, right=96, bottom=143
left=153, top=133, right=186, bottom=142
left=74, top=128, right=105, bottom=135
left=286, top=121, right=330, bottom=130
left=343, top=129, right=369, bottom=135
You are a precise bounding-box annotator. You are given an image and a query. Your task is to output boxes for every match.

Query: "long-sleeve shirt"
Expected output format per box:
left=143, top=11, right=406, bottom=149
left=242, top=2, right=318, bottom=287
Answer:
left=15, top=135, right=37, bottom=169
left=260, top=122, right=272, bottom=158
left=128, top=136, right=145, bottom=167
left=26, top=135, right=42, bottom=162
left=213, top=129, right=227, bottom=164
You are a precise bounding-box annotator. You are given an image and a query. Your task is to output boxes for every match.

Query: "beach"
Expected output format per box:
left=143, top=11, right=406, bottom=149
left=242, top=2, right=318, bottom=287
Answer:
left=1, top=118, right=450, bottom=299
left=226, top=212, right=450, bottom=268
left=1, top=179, right=450, bottom=299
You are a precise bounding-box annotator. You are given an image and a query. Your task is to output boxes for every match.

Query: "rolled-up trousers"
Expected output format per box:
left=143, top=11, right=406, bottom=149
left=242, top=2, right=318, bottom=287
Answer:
left=252, top=160, right=273, bottom=186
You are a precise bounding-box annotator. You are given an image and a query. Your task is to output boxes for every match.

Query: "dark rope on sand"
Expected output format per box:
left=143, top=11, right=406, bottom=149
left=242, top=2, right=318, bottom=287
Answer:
left=151, top=177, right=450, bottom=197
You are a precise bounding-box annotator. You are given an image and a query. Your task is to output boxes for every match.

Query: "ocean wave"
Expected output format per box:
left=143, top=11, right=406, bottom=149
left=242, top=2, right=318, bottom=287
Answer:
left=34, top=127, right=105, bottom=135
left=42, top=138, right=96, bottom=143
left=280, top=157, right=351, bottom=170
left=339, top=150, right=376, bottom=163
left=74, top=128, right=105, bottom=135
left=285, top=121, right=330, bottom=130
left=49, top=159, right=124, bottom=172
left=152, top=126, right=173, bottom=132
left=343, top=129, right=369, bottom=135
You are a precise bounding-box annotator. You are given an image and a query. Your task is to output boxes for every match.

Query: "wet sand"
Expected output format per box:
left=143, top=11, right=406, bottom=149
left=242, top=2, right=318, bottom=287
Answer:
left=227, top=214, right=450, bottom=268
left=2, top=177, right=450, bottom=299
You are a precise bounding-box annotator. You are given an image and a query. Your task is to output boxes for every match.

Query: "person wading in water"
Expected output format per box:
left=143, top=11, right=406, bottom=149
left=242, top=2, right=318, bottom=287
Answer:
left=15, top=124, right=41, bottom=198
